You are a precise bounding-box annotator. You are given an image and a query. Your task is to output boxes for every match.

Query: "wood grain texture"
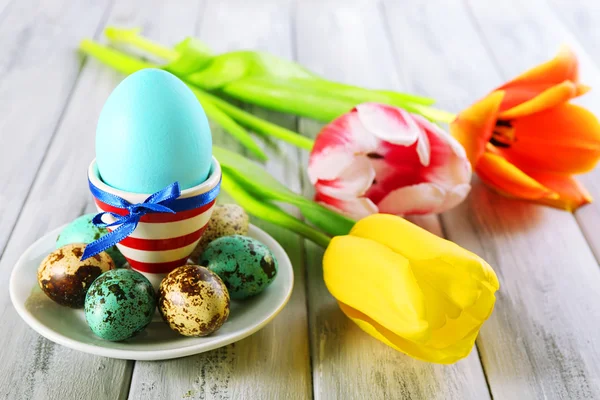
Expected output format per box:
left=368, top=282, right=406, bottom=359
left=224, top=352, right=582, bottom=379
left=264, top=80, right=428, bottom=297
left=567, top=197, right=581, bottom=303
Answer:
left=295, top=1, right=491, bottom=399
left=2, top=0, right=600, bottom=398
left=383, top=0, right=600, bottom=398
left=547, top=0, right=600, bottom=59
left=128, top=1, right=312, bottom=399
left=0, top=0, right=109, bottom=258
left=516, top=0, right=600, bottom=266
left=0, top=1, right=203, bottom=399
left=0, top=0, right=15, bottom=24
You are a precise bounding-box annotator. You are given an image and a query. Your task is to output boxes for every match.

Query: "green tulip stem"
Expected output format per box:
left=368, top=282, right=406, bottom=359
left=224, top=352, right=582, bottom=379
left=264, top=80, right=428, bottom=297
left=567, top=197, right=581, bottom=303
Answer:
left=213, top=145, right=356, bottom=237
left=101, top=28, right=455, bottom=123
left=79, top=39, right=268, bottom=160
left=195, top=90, right=315, bottom=150
left=80, top=39, right=153, bottom=75
left=222, top=77, right=456, bottom=123
left=104, top=27, right=179, bottom=61
left=221, top=171, right=332, bottom=248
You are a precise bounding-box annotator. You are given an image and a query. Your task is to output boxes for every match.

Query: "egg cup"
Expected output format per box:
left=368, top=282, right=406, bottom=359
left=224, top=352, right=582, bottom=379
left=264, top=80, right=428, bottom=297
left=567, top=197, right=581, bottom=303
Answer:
left=88, top=157, right=221, bottom=289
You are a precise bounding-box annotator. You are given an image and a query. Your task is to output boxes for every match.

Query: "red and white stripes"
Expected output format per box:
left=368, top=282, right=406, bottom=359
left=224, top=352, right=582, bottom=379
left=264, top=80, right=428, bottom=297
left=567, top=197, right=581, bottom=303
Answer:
left=97, top=199, right=216, bottom=273
left=88, top=157, right=222, bottom=288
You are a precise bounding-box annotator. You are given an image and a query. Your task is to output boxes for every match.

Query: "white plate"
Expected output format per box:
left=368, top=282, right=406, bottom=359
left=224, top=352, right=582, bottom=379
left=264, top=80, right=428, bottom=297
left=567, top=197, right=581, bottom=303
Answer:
left=9, top=224, right=293, bottom=361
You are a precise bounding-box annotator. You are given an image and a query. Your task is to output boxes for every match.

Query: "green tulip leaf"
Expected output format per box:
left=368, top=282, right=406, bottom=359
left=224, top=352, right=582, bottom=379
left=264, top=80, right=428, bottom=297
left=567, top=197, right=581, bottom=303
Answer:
left=214, top=146, right=355, bottom=237
left=104, top=27, right=179, bottom=61
left=186, top=50, right=316, bottom=90
left=79, top=40, right=267, bottom=160
left=100, top=29, right=450, bottom=122
left=199, top=90, right=314, bottom=150
left=221, top=170, right=331, bottom=247
left=191, top=88, right=268, bottom=161
left=224, top=77, right=357, bottom=121
left=165, top=37, right=214, bottom=76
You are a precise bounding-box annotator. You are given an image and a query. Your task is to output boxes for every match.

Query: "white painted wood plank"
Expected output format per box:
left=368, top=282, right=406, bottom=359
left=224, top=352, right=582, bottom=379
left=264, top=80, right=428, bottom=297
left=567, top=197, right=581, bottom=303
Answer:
left=128, top=1, right=312, bottom=399
left=0, top=0, right=14, bottom=24
left=0, top=1, right=203, bottom=399
left=295, top=1, right=491, bottom=399
left=0, top=0, right=109, bottom=257
left=546, top=0, right=600, bottom=58
left=383, top=0, right=600, bottom=398
left=514, top=0, right=600, bottom=266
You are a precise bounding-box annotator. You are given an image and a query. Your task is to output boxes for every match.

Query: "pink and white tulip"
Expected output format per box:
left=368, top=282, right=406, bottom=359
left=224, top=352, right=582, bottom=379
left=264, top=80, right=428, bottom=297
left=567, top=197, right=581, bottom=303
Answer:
left=307, top=103, right=472, bottom=219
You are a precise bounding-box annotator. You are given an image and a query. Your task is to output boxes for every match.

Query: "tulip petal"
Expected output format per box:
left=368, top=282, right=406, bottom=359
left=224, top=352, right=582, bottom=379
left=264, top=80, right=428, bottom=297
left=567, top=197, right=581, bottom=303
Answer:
left=308, top=111, right=379, bottom=183
left=349, top=214, right=499, bottom=290
left=499, top=103, right=600, bottom=175
left=410, top=257, right=496, bottom=348
left=367, top=118, right=471, bottom=215
left=520, top=170, right=592, bottom=211
left=499, top=80, right=589, bottom=120
left=332, top=214, right=499, bottom=364
left=376, top=182, right=469, bottom=215
left=314, top=156, right=375, bottom=199
left=442, top=183, right=472, bottom=211
left=311, top=104, right=471, bottom=218
left=315, top=191, right=378, bottom=220
left=476, top=152, right=559, bottom=200
left=376, top=183, right=444, bottom=215
left=356, top=103, right=421, bottom=146
left=338, top=301, right=481, bottom=364
left=498, top=46, right=579, bottom=103
left=350, top=215, right=498, bottom=349
left=416, top=128, right=431, bottom=167
left=450, top=91, right=504, bottom=165
left=420, top=119, right=472, bottom=194
left=415, top=114, right=466, bottom=160
left=323, top=235, right=430, bottom=341
left=307, top=148, right=355, bottom=183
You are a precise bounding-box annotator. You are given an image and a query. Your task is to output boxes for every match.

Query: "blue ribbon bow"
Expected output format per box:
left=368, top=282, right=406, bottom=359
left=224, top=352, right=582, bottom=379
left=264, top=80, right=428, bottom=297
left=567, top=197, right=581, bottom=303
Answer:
left=81, top=179, right=221, bottom=261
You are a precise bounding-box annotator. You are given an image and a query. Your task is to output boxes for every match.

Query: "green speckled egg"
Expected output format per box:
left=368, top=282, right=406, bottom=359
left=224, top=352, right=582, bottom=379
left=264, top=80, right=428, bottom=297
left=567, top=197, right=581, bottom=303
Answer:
left=190, top=204, right=249, bottom=261
left=84, top=269, right=156, bottom=341
left=57, top=213, right=127, bottom=267
left=199, top=235, right=278, bottom=300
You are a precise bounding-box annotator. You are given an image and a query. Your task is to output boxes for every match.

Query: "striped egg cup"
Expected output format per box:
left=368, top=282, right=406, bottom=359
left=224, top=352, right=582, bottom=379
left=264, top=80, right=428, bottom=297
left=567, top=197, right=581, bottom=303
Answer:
left=87, top=158, right=221, bottom=289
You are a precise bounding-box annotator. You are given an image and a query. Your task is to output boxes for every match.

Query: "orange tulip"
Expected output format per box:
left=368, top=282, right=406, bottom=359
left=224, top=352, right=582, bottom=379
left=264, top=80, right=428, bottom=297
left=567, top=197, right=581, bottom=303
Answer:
left=451, top=46, right=600, bottom=211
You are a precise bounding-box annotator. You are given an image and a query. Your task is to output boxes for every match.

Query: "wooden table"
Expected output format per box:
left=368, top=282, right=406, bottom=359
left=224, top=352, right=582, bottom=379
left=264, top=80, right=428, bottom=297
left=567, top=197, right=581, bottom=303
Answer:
left=2, top=0, right=600, bottom=398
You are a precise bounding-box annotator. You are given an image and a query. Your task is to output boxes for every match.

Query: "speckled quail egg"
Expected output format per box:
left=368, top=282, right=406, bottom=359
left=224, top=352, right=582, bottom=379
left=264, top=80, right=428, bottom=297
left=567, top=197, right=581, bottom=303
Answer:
left=84, top=269, right=157, bottom=341
left=199, top=235, right=278, bottom=300
left=159, top=265, right=230, bottom=337
left=37, top=243, right=115, bottom=308
left=190, top=204, right=249, bottom=261
left=56, top=213, right=127, bottom=267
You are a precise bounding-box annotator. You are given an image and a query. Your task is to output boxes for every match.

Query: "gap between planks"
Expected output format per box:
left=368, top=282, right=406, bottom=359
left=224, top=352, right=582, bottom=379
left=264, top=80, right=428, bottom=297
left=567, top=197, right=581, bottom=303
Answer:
left=0, top=0, right=203, bottom=399
left=382, top=0, right=600, bottom=398
left=295, top=1, right=491, bottom=399
left=127, top=1, right=312, bottom=399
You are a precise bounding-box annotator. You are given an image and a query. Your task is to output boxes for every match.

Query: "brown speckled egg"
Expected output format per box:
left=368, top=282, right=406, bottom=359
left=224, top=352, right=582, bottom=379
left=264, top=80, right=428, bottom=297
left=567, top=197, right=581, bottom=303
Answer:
left=190, top=204, right=249, bottom=261
left=159, top=265, right=230, bottom=337
left=37, top=243, right=115, bottom=308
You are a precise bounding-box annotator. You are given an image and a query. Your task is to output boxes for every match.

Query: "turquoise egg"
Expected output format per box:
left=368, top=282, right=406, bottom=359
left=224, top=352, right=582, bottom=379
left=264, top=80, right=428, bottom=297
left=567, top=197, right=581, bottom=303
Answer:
left=199, top=235, right=278, bottom=300
left=96, top=69, right=212, bottom=194
left=84, top=269, right=156, bottom=341
left=56, top=213, right=126, bottom=267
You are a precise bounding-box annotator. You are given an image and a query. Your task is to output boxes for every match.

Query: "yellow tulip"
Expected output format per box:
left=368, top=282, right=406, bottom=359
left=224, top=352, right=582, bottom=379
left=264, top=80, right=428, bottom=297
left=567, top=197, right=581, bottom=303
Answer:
left=323, top=214, right=499, bottom=364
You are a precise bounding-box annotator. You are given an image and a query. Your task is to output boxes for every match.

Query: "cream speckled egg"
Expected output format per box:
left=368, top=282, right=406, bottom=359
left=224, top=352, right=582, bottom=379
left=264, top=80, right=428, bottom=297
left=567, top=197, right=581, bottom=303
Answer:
left=37, top=243, right=115, bottom=308
left=158, top=265, right=230, bottom=337
left=190, top=204, right=249, bottom=261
